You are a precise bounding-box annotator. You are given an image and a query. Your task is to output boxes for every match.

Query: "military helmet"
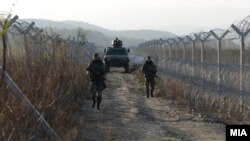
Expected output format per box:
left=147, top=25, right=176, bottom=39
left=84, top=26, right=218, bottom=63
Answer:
left=111, top=37, right=119, bottom=46
left=147, top=56, right=151, bottom=60
left=93, top=53, right=99, bottom=58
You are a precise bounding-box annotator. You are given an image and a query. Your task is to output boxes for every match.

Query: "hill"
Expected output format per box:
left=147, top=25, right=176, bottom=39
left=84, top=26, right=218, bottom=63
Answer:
left=23, top=19, right=175, bottom=46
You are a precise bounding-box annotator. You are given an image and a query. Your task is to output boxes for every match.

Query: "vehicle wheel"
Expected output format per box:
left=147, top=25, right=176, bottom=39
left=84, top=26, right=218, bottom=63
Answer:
left=124, top=64, right=129, bottom=73
left=105, top=65, right=110, bottom=73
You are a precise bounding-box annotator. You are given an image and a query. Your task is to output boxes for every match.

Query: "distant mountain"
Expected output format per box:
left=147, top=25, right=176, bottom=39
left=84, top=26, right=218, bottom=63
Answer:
left=23, top=19, right=175, bottom=46
left=116, top=30, right=175, bottom=40
left=154, top=24, right=217, bottom=36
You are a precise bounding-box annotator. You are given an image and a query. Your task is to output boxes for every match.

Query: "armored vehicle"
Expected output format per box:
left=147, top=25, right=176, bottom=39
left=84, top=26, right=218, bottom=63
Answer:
left=104, top=38, right=130, bottom=73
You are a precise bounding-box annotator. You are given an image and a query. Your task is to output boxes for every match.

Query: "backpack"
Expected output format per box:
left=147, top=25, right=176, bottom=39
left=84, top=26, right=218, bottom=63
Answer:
left=144, top=61, right=157, bottom=76
left=89, top=60, right=105, bottom=81
left=92, top=65, right=105, bottom=76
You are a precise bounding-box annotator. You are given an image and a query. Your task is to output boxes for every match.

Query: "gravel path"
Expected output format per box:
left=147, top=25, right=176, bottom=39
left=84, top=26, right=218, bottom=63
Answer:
left=76, top=70, right=225, bottom=141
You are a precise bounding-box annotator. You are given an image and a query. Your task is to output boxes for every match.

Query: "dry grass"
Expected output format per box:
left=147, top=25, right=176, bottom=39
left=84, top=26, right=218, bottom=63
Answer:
left=135, top=70, right=250, bottom=124
left=0, top=56, right=89, bottom=140
left=129, top=63, right=141, bottom=73
left=0, top=31, right=90, bottom=140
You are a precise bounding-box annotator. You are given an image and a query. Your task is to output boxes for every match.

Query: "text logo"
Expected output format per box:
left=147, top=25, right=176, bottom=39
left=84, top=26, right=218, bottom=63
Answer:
left=230, top=129, right=247, bottom=136
left=226, top=125, right=250, bottom=141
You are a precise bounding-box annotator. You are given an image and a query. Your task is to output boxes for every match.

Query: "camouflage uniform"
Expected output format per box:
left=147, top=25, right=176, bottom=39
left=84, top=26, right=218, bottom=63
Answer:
left=112, top=37, right=123, bottom=48
left=86, top=54, right=106, bottom=109
left=141, top=57, right=157, bottom=98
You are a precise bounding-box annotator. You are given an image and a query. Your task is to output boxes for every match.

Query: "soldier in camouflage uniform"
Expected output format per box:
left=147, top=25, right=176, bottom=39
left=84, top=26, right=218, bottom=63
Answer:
left=141, top=56, right=157, bottom=98
left=86, top=53, right=106, bottom=110
left=112, top=37, right=123, bottom=48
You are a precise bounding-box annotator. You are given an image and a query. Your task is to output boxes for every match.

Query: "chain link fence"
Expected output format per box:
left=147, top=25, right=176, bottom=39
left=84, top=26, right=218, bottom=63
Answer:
left=133, top=15, right=250, bottom=113
left=0, top=14, right=96, bottom=140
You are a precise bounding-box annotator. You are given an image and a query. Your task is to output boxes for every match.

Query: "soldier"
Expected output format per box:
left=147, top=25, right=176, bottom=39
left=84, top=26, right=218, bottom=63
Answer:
left=141, top=56, right=157, bottom=98
left=112, top=37, right=122, bottom=48
left=86, top=53, right=106, bottom=110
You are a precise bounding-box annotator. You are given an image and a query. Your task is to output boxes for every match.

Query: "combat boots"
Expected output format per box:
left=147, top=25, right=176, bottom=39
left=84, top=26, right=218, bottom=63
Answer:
left=150, top=89, right=154, bottom=97
left=92, top=98, right=96, bottom=108
left=146, top=89, right=149, bottom=98
left=97, top=98, right=102, bottom=110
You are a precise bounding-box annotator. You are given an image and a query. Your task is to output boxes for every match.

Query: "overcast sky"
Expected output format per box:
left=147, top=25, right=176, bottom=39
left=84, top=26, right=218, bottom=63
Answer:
left=1, top=0, right=250, bottom=35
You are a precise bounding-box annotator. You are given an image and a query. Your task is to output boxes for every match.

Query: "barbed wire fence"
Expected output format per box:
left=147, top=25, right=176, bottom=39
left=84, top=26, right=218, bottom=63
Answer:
left=0, top=14, right=96, bottom=140
left=133, top=15, right=250, bottom=113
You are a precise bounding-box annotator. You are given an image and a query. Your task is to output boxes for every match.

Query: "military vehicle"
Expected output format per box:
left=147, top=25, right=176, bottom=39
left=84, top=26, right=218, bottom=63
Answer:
left=104, top=38, right=130, bottom=73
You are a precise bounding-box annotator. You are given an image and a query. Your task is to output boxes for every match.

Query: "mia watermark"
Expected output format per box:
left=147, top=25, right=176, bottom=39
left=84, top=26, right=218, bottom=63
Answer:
left=226, top=125, right=250, bottom=141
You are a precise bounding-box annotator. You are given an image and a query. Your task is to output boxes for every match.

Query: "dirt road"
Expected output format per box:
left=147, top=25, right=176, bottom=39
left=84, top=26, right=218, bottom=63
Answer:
left=77, top=70, right=225, bottom=141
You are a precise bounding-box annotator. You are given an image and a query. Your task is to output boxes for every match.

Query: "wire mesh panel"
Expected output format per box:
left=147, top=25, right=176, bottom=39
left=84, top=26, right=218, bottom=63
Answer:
left=185, top=43, right=192, bottom=61
left=135, top=15, right=250, bottom=111
left=1, top=14, right=96, bottom=140
left=204, top=40, right=217, bottom=64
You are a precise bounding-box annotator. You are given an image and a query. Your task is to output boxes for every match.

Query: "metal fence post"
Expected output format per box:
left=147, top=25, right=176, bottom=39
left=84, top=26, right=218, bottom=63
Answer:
left=157, top=41, right=160, bottom=59
left=173, top=38, right=181, bottom=60
left=210, top=30, right=229, bottom=99
left=178, top=37, right=188, bottom=79
left=231, top=24, right=250, bottom=111
left=154, top=41, right=157, bottom=59
left=166, top=40, right=172, bottom=59
left=1, top=15, right=18, bottom=77
left=13, top=21, right=35, bottom=69
left=178, top=37, right=187, bottom=61
left=163, top=41, right=168, bottom=59
left=186, top=36, right=197, bottom=79
left=195, top=33, right=210, bottom=90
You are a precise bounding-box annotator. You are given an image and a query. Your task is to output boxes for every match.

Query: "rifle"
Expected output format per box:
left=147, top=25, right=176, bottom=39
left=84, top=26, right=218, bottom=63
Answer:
left=145, top=73, right=160, bottom=80
left=154, top=75, right=160, bottom=80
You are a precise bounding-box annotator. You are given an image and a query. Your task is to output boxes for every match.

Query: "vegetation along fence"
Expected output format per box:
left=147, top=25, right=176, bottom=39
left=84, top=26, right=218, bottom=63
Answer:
left=0, top=14, right=95, bottom=140
left=133, top=15, right=250, bottom=112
